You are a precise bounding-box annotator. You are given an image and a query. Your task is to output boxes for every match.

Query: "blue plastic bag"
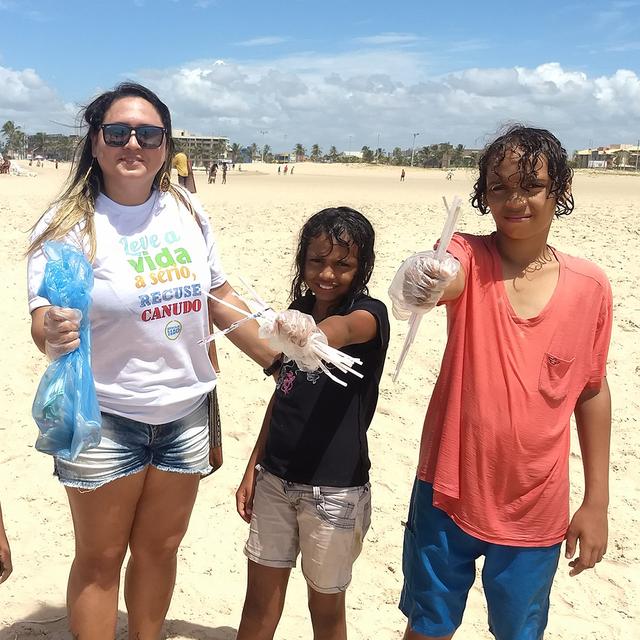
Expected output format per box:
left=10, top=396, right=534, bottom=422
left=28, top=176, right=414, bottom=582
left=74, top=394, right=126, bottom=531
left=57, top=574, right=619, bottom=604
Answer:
left=32, top=241, right=101, bottom=460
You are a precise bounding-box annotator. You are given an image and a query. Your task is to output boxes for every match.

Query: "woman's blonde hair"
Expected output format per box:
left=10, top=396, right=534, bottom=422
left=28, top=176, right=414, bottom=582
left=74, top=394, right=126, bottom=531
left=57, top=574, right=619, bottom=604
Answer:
left=27, top=82, right=193, bottom=261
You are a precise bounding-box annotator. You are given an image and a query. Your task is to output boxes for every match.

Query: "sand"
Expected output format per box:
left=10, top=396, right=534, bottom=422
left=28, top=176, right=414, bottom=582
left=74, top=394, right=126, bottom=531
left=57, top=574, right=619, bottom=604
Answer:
left=0, top=161, right=638, bottom=639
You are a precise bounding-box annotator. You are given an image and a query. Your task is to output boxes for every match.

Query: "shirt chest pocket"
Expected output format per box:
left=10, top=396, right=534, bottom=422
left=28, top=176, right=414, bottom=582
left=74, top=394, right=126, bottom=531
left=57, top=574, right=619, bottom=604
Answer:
left=538, top=352, right=575, bottom=404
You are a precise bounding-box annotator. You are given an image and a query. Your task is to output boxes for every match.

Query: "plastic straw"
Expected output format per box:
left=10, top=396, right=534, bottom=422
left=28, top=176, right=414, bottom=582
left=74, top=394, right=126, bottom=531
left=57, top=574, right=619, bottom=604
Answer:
left=392, top=196, right=462, bottom=382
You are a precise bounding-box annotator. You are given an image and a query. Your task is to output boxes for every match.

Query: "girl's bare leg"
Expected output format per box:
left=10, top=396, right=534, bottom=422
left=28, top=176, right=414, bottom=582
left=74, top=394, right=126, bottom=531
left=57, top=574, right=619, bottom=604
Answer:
left=236, top=560, right=291, bottom=640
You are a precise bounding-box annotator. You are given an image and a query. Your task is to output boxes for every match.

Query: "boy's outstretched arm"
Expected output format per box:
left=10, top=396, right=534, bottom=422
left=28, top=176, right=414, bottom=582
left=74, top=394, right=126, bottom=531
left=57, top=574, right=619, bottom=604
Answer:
left=236, top=393, right=276, bottom=523
left=0, top=502, right=12, bottom=584
left=566, top=378, right=612, bottom=576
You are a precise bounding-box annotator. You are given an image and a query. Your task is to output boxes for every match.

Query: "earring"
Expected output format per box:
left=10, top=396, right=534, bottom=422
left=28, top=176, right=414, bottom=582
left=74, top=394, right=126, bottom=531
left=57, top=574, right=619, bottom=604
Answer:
left=159, top=171, right=171, bottom=192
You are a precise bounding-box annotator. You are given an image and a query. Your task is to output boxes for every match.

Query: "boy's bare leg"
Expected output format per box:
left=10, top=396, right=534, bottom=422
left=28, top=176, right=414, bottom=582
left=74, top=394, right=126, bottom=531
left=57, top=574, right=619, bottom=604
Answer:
left=125, top=467, right=200, bottom=640
left=236, top=560, right=290, bottom=640
left=403, top=624, right=454, bottom=640
left=307, top=587, right=347, bottom=640
left=65, top=471, right=146, bottom=640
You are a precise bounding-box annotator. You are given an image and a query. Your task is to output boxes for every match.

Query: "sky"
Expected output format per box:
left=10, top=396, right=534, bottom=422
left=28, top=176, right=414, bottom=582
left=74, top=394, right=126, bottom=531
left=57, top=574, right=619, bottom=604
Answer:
left=0, top=0, right=639, bottom=153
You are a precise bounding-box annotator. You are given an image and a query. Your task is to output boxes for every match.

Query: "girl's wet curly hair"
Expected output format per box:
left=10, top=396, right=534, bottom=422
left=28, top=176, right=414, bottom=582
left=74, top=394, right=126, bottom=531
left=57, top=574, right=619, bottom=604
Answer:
left=291, top=206, right=375, bottom=307
left=471, top=125, right=574, bottom=216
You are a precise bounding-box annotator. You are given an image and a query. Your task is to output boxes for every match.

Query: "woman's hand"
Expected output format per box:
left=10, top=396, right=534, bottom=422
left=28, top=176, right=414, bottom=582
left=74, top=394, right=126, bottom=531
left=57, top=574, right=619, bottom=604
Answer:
left=236, top=466, right=258, bottom=523
left=43, top=306, right=82, bottom=360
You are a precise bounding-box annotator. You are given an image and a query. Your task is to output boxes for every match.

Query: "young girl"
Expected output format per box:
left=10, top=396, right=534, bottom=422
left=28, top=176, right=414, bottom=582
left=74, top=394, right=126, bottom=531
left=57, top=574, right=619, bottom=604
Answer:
left=392, top=126, right=613, bottom=640
left=235, top=206, right=390, bottom=640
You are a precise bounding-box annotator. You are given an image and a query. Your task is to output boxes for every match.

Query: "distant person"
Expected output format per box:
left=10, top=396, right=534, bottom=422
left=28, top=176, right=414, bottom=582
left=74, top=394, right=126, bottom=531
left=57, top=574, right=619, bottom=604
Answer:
left=184, top=157, right=197, bottom=194
left=401, top=168, right=406, bottom=182
left=55, top=159, right=59, bottom=169
left=0, top=501, right=12, bottom=584
left=290, top=165, right=294, bottom=175
left=235, top=206, right=389, bottom=640
left=172, top=150, right=188, bottom=187
left=283, top=164, right=288, bottom=175
left=209, top=163, right=218, bottom=184
left=222, top=163, right=227, bottom=184
left=446, top=169, right=453, bottom=180
left=392, top=125, right=612, bottom=640
left=278, top=165, right=281, bottom=175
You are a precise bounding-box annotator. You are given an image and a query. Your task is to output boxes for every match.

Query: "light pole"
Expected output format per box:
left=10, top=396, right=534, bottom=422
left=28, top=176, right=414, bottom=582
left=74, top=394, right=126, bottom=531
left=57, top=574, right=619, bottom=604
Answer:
left=410, top=132, right=420, bottom=167
left=259, top=129, right=268, bottom=162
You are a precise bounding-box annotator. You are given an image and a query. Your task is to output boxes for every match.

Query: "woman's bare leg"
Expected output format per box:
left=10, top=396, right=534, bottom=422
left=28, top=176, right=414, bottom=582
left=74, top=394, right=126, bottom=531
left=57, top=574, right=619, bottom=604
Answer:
left=124, top=467, right=200, bottom=639
left=65, top=470, right=147, bottom=639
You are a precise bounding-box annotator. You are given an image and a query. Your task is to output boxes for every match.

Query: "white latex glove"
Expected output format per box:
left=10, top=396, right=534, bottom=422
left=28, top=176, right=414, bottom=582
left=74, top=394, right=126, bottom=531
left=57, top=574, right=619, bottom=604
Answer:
left=259, top=309, right=328, bottom=372
left=389, top=250, right=460, bottom=320
left=43, top=306, right=82, bottom=361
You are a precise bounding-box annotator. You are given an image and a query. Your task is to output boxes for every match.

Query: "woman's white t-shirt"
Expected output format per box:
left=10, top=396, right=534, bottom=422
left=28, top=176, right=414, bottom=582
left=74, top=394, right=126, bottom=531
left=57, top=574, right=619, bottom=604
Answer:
left=27, top=190, right=227, bottom=425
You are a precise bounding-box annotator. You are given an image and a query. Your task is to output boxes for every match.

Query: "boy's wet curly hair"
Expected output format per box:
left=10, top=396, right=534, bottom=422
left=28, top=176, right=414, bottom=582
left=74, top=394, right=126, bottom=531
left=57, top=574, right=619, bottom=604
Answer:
left=291, top=206, right=375, bottom=307
left=471, top=125, right=574, bottom=216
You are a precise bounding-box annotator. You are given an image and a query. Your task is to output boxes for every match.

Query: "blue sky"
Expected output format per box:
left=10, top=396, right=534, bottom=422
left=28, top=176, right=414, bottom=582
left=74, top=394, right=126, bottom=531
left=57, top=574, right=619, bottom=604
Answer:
left=1, top=0, right=639, bottom=152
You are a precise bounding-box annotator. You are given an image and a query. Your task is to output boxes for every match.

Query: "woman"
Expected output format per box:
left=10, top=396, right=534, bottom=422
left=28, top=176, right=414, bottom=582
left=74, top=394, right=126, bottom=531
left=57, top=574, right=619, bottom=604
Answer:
left=27, top=82, right=276, bottom=639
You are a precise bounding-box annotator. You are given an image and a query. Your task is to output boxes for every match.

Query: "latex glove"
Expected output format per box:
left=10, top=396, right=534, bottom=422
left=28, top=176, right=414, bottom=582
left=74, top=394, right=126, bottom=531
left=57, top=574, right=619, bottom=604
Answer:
left=389, top=250, right=460, bottom=320
left=259, top=309, right=328, bottom=372
left=43, top=306, right=82, bottom=361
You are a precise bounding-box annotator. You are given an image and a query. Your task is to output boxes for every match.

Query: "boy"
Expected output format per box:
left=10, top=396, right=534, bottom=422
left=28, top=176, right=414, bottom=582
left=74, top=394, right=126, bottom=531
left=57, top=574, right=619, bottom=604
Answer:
left=391, top=126, right=612, bottom=640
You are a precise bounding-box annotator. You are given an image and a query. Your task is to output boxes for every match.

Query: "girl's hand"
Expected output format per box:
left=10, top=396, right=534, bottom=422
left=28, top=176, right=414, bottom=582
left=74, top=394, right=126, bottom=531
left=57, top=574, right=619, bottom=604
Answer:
left=0, top=537, right=12, bottom=584
left=565, top=502, right=608, bottom=576
left=43, top=306, right=82, bottom=360
left=236, top=466, right=258, bottom=523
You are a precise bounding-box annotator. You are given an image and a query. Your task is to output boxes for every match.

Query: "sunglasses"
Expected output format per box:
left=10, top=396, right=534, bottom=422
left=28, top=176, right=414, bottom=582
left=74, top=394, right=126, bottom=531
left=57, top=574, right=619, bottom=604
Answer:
left=100, top=123, right=166, bottom=149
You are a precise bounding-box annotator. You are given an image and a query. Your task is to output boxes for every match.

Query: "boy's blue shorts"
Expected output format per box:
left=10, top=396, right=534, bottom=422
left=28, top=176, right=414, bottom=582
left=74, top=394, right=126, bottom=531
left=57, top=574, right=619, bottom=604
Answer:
left=399, top=479, right=561, bottom=640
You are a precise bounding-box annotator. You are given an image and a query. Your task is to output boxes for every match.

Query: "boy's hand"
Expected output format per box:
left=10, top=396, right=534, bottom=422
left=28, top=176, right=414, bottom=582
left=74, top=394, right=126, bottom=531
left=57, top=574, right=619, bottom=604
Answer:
left=0, top=539, right=12, bottom=584
left=565, top=502, right=608, bottom=576
left=389, top=250, right=460, bottom=320
left=236, top=466, right=258, bottom=524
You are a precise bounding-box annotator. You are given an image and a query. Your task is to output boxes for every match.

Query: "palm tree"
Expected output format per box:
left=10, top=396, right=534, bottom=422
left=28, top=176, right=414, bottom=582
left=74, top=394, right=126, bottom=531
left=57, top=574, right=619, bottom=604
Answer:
left=262, top=144, right=271, bottom=162
left=361, top=146, right=374, bottom=163
left=1, top=121, right=23, bottom=156
left=310, top=144, right=321, bottom=162
left=294, top=143, right=306, bottom=162
left=230, top=142, right=241, bottom=163
left=391, top=147, right=405, bottom=165
left=328, top=146, right=338, bottom=162
left=250, top=142, right=259, bottom=161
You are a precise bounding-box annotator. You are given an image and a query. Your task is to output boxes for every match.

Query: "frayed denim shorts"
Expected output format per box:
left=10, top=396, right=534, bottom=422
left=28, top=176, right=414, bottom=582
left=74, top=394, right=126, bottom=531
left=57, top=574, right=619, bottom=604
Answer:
left=54, top=397, right=211, bottom=490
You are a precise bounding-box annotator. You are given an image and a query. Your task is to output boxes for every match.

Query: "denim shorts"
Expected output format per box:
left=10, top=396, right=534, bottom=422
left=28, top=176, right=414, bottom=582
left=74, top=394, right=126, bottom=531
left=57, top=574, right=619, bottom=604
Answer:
left=400, top=479, right=561, bottom=640
left=244, top=466, right=371, bottom=594
left=54, top=397, right=211, bottom=490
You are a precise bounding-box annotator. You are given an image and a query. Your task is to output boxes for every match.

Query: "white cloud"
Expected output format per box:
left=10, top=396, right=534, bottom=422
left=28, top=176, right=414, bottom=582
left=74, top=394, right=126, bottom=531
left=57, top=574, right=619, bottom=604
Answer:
left=0, top=65, right=76, bottom=130
left=355, top=32, right=420, bottom=45
left=2, top=55, right=638, bottom=153
left=235, top=36, right=288, bottom=47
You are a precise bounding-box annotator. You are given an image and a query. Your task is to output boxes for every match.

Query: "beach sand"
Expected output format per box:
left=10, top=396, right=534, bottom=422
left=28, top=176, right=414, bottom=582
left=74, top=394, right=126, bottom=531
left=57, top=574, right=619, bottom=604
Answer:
left=0, top=161, right=638, bottom=639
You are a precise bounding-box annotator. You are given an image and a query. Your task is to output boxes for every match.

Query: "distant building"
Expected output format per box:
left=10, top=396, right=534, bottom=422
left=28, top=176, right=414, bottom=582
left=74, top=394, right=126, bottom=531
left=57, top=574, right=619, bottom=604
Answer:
left=343, top=150, right=363, bottom=159
left=173, top=129, right=229, bottom=168
left=574, top=144, right=640, bottom=170
left=274, top=152, right=292, bottom=163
